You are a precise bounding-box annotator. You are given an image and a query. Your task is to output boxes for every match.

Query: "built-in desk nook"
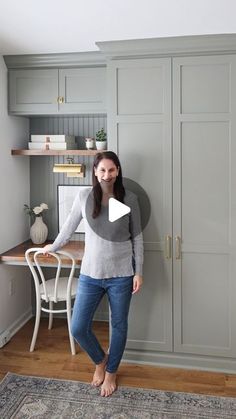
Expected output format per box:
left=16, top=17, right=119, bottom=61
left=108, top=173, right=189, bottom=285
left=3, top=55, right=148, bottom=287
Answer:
left=0, top=240, right=84, bottom=267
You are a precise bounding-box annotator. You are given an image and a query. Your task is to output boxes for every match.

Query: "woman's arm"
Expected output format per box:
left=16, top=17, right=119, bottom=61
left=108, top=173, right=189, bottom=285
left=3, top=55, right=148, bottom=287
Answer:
left=132, top=274, right=143, bottom=294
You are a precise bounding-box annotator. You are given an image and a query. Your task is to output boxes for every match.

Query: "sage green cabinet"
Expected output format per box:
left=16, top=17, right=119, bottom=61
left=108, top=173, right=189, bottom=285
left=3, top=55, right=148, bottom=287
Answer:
left=108, top=53, right=236, bottom=371
left=9, top=67, right=106, bottom=115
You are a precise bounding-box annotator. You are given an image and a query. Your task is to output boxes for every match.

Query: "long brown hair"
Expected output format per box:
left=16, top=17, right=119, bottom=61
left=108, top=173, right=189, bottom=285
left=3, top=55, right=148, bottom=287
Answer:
left=92, top=151, right=125, bottom=218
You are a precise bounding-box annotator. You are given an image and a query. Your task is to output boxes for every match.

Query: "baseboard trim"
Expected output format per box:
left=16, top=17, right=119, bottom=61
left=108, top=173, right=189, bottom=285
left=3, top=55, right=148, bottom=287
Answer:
left=94, top=313, right=109, bottom=322
left=123, top=348, right=236, bottom=374
left=3, top=308, right=33, bottom=347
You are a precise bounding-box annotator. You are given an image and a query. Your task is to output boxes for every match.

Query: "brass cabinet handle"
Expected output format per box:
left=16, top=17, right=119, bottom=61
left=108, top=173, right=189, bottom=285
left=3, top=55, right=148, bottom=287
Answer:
left=164, top=235, right=172, bottom=259
left=175, top=235, right=181, bottom=259
left=57, top=96, right=64, bottom=104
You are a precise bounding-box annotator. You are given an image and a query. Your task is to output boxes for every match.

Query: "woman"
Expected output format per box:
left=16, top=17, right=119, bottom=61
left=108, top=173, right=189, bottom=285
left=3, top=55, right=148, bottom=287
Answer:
left=43, top=151, right=143, bottom=397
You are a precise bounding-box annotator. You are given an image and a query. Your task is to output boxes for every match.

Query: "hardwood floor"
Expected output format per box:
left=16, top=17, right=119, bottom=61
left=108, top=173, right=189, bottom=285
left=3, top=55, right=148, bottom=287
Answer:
left=1, top=318, right=236, bottom=398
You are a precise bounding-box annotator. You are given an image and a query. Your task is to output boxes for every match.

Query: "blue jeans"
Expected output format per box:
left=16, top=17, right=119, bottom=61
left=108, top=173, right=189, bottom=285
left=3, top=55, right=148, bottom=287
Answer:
left=71, top=274, right=133, bottom=373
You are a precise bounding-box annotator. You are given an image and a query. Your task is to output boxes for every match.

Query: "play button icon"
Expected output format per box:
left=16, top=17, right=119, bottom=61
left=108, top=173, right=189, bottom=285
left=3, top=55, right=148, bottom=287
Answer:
left=108, top=198, right=131, bottom=222
left=85, top=178, right=151, bottom=242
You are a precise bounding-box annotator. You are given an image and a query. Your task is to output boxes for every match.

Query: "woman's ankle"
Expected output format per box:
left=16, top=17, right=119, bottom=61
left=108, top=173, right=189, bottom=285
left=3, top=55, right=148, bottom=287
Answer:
left=97, top=353, right=108, bottom=366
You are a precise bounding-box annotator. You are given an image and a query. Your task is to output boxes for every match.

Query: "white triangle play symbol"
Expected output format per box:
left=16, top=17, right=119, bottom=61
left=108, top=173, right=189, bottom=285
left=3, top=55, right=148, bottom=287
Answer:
left=108, top=198, right=131, bottom=222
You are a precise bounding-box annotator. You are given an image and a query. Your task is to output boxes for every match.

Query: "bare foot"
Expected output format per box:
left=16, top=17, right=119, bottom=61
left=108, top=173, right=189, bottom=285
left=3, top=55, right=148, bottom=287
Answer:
left=101, top=372, right=117, bottom=397
left=91, top=355, right=108, bottom=387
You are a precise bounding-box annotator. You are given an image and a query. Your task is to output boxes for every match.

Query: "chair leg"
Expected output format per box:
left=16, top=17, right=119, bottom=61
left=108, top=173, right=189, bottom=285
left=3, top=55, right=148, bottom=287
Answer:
left=30, top=297, right=41, bottom=352
left=67, top=300, right=76, bottom=355
left=48, top=301, right=53, bottom=330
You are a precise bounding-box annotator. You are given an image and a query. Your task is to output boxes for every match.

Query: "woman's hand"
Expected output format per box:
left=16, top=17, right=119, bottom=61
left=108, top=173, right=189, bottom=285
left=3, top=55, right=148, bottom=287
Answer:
left=42, top=244, right=53, bottom=256
left=132, top=274, right=143, bottom=294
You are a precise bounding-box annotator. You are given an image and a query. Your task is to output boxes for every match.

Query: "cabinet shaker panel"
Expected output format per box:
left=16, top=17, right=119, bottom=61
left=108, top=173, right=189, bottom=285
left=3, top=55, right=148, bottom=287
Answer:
left=181, top=121, right=229, bottom=245
left=180, top=253, right=230, bottom=349
left=9, top=69, right=58, bottom=114
left=118, top=121, right=163, bottom=243
left=59, top=67, right=106, bottom=113
left=117, top=63, right=164, bottom=115
left=179, top=59, right=230, bottom=114
left=127, top=250, right=171, bottom=351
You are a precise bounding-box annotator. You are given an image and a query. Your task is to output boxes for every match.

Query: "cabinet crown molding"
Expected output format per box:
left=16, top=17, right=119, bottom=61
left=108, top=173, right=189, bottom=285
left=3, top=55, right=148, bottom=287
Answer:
left=3, top=51, right=106, bottom=69
left=96, top=33, right=236, bottom=59
left=5, top=34, right=236, bottom=69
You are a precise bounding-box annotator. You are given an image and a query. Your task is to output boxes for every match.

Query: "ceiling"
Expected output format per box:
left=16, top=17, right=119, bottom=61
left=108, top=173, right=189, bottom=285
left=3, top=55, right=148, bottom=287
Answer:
left=0, top=0, right=236, bottom=55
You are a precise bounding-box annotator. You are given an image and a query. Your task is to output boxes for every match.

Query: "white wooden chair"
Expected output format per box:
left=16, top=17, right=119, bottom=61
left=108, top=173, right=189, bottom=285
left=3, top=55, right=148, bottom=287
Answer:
left=25, top=248, right=77, bottom=355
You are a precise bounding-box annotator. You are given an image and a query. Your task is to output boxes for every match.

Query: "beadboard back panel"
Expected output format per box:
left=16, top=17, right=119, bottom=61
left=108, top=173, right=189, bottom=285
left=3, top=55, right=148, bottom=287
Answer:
left=29, top=115, right=107, bottom=240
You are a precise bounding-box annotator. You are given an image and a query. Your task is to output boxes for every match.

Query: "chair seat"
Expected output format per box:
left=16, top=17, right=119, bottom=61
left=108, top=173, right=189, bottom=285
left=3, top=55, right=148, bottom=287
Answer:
left=39, top=277, right=78, bottom=301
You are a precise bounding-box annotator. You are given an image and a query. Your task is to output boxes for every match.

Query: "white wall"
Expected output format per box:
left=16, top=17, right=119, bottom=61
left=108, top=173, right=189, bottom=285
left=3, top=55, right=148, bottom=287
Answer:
left=0, top=55, right=32, bottom=338
left=0, top=0, right=236, bottom=54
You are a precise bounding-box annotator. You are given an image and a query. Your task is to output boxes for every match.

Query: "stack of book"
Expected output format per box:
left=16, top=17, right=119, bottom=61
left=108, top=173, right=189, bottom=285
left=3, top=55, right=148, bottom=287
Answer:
left=28, top=135, right=77, bottom=150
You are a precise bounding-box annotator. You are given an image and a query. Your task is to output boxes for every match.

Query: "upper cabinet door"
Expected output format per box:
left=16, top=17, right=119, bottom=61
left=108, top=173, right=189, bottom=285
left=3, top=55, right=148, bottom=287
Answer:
left=9, top=69, right=59, bottom=114
left=58, top=67, right=106, bottom=114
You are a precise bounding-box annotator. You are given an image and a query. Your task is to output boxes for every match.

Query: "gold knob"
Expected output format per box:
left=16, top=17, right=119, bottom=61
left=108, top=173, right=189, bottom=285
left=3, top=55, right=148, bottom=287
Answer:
left=57, top=96, right=64, bottom=104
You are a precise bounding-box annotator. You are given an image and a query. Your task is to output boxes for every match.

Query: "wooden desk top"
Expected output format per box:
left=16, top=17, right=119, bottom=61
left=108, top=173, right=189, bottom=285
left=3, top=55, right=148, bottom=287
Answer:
left=0, top=240, right=85, bottom=266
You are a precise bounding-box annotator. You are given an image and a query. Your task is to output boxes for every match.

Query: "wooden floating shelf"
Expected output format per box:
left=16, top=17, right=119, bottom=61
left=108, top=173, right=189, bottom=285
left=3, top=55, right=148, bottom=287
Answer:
left=11, top=149, right=105, bottom=156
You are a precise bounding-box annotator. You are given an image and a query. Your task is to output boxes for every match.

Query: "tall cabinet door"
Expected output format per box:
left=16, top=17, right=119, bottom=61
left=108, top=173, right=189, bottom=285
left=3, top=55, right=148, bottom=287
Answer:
left=173, top=55, right=236, bottom=357
left=108, top=58, right=172, bottom=352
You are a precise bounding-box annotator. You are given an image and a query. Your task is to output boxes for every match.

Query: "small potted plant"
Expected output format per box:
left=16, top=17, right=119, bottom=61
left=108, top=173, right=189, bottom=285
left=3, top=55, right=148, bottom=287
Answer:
left=95, top=128, right=107, bottom=151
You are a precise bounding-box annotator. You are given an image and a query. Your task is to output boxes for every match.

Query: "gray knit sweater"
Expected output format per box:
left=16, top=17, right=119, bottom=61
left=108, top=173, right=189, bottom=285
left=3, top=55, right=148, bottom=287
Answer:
left=50, top=187, right=143, bottom=279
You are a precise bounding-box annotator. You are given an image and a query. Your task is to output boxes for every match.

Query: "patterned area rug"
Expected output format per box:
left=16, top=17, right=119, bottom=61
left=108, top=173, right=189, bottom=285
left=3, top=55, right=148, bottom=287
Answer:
left=1, top=373, right=236, bottom=418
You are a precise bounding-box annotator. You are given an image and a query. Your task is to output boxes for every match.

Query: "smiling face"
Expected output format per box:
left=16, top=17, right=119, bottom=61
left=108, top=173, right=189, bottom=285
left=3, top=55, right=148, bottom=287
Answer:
left=94, top=158, right=119, bottom=188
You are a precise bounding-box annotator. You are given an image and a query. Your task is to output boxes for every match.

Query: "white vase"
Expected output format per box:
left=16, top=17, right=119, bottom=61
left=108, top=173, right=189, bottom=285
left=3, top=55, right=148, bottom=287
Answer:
left=30, top=216, right=48, bottom=244
left=96, top=141, right=107, bottom=151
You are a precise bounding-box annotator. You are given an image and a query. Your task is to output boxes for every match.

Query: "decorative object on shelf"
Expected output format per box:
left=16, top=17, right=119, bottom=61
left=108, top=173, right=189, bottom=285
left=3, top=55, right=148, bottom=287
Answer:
left=28, top=135, right=76, bottom=150
left=84, top=137, right=95, bottom=150
left=24, top=203, right=49, bottom=245
left=95, top=128, right=107, bottom=150
left=53, top=157, right=85, bottom=177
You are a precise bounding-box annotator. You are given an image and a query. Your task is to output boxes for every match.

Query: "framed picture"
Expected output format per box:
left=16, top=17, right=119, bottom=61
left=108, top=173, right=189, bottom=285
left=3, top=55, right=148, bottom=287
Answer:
left=57, top=185, right=91, bottom=233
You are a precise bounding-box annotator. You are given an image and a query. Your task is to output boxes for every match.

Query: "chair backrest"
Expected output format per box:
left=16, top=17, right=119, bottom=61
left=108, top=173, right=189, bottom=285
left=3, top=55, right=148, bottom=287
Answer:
left=25, top=248, right=76, bottom=303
